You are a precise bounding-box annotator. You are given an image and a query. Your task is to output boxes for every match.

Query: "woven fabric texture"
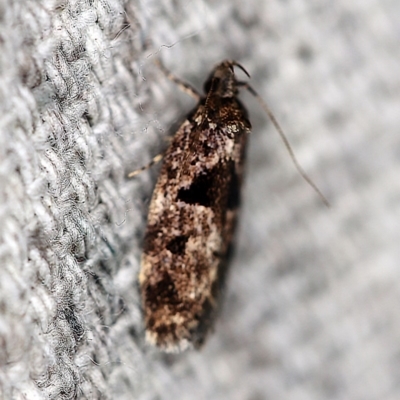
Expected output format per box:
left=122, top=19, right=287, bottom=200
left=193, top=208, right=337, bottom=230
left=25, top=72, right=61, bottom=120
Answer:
left=0, top=1, right=399, bottom=399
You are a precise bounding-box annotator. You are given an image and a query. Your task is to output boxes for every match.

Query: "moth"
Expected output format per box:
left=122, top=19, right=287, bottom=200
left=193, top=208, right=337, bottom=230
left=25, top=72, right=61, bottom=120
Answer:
left=131, top=59, right=328, bottom=353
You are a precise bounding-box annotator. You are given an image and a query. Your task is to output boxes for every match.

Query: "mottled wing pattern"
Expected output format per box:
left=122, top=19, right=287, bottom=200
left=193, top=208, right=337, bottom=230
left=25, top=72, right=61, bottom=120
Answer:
left=140, top=97, right=250, bottom=352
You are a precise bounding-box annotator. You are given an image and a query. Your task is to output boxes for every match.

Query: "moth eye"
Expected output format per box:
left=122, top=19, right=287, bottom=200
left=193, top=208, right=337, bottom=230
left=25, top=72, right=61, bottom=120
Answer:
left=203, top=77, right=212, bottom=93
left=203, top=76, right=220, bottom=94
left=203, top=75, right=212, bottom=93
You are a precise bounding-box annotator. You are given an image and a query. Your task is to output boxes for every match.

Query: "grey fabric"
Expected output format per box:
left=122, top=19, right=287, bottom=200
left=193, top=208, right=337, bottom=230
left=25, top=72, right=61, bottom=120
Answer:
left=0, top=0, right=398, bottom=399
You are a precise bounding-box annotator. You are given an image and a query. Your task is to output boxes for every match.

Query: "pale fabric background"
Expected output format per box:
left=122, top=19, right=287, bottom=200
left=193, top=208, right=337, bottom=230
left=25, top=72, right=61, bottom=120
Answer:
left=0, top=0, right=399, bottom=399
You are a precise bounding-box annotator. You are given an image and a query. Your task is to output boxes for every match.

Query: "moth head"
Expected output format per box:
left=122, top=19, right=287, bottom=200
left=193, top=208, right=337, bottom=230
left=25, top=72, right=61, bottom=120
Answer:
left=203, top=60, right=250, bottom=98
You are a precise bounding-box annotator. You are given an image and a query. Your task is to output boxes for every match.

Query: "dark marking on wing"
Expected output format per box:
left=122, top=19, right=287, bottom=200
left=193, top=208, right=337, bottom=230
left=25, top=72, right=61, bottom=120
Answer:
left=227, top=162, right=240, bottom=210
left=177, top=169, right=220, bottom=207
left=145, top=271, right=179, bottom=308
left=167, top=235, right=189, bottom=255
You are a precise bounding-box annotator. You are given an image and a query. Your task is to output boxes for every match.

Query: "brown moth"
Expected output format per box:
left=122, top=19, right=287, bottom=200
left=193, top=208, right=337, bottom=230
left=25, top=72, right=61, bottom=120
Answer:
left=135, top=59, right=328, bottom=353
left=139, top=60, right=250, bottom=352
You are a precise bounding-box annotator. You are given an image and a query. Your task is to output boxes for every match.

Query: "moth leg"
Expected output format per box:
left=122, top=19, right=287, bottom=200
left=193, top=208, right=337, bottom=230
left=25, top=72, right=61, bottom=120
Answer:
left=128, top=153, right=163, bottom=178
left=155, top=59, right=201, bottom=101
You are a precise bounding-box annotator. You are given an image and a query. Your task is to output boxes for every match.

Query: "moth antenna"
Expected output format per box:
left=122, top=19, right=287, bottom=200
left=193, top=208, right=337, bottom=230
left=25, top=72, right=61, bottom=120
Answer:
left=241, top=82, right=330, bottom=207
left=231, top=61, right=250, bottom=78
